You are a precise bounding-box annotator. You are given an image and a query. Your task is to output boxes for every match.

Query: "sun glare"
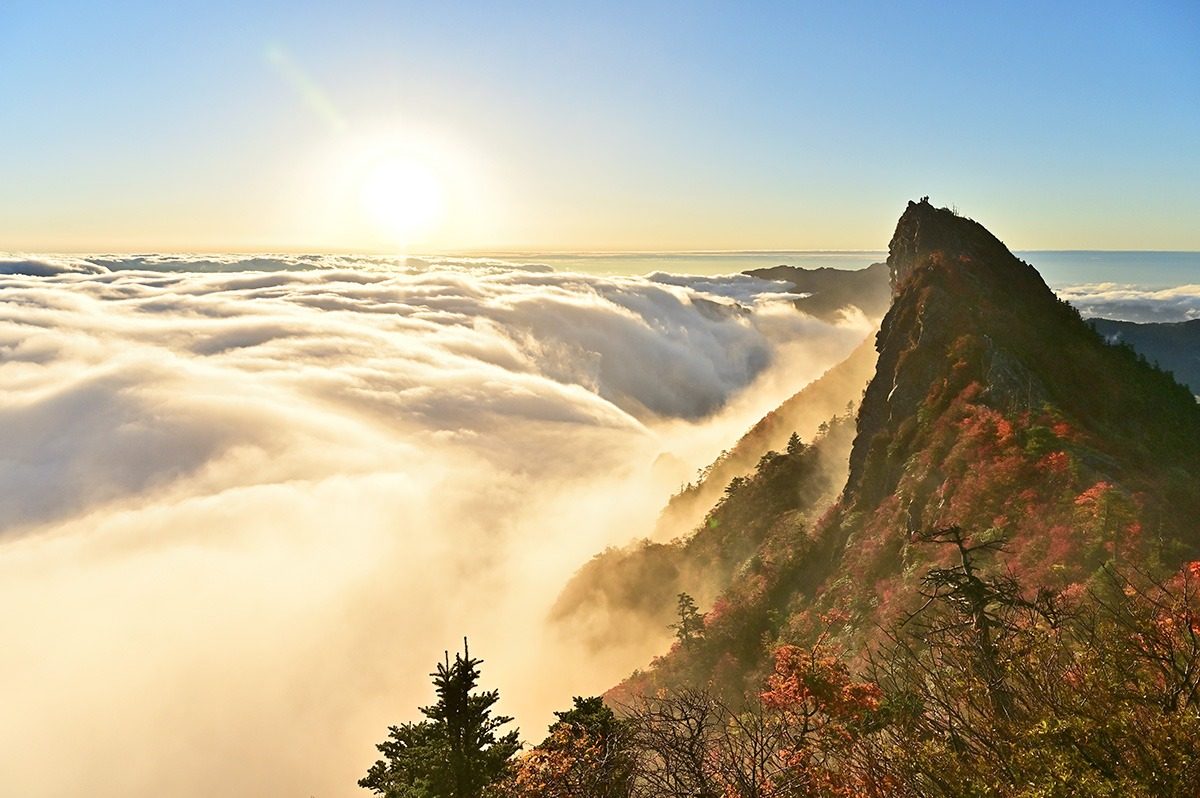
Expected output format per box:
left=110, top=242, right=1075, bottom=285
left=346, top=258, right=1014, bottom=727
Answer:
left=309, top=127, right=496, bottom=252
left=359, top=156, right=445, bottom=245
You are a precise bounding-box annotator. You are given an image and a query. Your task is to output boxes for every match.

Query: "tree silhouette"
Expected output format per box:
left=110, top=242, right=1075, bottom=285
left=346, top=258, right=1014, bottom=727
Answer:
left=786, top=432, right=804, bottom=456
left=670, top=593, right=705, bottom=645
left=360, top=639, right=520, bottom=798
left=906, top=525, right=1020, bottom=717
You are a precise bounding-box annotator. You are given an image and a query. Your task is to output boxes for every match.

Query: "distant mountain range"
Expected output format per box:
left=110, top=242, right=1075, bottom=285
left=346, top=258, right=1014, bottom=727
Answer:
left=743, top=261, right=891, bottom=322
left=1089, top=317, right=1200, bottom=395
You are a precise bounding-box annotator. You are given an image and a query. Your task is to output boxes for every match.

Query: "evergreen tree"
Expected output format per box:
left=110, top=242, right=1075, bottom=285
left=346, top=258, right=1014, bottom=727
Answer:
left=669, top=592, right=705, bottom=645
left=360, top=640, right=520, bottom=798
left=786, top=431, right=804, bottom=456
left=507, top=696, right=635, bottom=797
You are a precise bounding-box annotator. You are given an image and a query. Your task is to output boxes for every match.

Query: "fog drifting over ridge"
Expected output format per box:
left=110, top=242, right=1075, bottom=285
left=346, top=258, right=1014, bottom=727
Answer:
left=1054, top=282, right=1200, bottom=323
left=0, top=255, right=872, bottom=798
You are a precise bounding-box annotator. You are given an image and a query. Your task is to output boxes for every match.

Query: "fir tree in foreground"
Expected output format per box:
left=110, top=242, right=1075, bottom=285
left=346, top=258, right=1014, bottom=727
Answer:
left=364, top=552, right=1200, bottom=796
left=360, top=640, right=520, bottom=798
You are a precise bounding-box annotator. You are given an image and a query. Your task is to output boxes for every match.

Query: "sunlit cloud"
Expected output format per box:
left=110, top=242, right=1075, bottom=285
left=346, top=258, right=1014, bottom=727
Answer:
left=1057, top=282, right=1200, bottom=323
left=0, top=256, right=110, bottom=276
left=0, top=257, right=869, bottom=797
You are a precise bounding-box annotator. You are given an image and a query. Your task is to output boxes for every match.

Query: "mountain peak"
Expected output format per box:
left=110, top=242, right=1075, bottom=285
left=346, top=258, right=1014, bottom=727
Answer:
left=602, top=201, right=1200, bottom=706
left=849, top=201, right=1200, bottom=529
left=886, top=198, right=1041, bottom=298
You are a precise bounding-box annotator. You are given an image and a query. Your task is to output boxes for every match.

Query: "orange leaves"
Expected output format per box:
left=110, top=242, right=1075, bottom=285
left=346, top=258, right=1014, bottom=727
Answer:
left=509, top=728, right=615, bottom=797
left=1039, top=450, right=1071, bottom=473
left=753, top=644, right=886, bottom=797
left=1074, top=480, right=1115, bottom=507
left=761, top=645, right=882, bottom=720
left=819, top=608, right=851, bottom=628
left=958, top=380, right=985, bottom=404
left=1118, top=563, right=1200, bottom=687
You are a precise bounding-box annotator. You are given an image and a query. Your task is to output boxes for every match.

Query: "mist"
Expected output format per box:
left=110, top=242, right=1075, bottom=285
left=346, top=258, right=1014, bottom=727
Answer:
left=1056, top=281, right=1200, bottom=323
left=0, top=255, right=871, bottom=797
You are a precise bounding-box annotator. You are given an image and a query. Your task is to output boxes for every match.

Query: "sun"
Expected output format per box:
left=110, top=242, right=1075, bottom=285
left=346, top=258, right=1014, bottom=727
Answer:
left=315, top=127, right=494, bottom=251
left=358, top=155, right=446, bottom=246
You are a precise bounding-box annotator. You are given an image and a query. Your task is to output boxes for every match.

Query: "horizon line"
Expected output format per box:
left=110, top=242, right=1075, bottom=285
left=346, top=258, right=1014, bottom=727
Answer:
left=5, top=247, right=1200, bottom=259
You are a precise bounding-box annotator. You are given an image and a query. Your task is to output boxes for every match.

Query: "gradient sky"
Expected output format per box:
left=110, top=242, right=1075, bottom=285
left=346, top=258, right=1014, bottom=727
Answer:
left=2, top=1, right=1197, bottom=253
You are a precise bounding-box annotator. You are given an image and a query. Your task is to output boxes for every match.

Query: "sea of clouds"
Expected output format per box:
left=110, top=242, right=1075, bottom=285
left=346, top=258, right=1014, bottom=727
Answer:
left=0, top=254, right=873, bottom=797
left=1055, top=282, right=1200, bottom=323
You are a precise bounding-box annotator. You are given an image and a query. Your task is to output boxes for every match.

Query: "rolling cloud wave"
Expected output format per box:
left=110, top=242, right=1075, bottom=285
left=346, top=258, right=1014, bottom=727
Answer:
left=0, top=257, right=869, bottom=797
left=1057, top=282, right=1200, bottom=323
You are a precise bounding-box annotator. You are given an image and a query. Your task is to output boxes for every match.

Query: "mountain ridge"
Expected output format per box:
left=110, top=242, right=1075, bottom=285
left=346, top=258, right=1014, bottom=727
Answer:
left=611, top=199, right=1200, bottom=699
left=1089, top=317, right=1200, bottom=395
left=744, top=262, right=890, bottom=322
left=849, top=200, right=1200, bottom=525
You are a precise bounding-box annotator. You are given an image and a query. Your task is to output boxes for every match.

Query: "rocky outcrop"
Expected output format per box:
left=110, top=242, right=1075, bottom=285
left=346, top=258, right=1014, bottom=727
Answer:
left=846, top=198, right=1200, bottom=531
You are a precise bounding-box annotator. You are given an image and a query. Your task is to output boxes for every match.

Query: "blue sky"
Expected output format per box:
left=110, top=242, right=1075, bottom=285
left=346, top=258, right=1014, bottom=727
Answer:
left=1, top=1, right=1197, bottom=252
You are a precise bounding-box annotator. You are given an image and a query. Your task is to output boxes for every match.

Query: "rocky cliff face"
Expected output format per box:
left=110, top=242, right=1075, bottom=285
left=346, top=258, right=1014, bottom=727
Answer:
left=846, top=199, right=1200, bottom=534
left=613, top=200, right=1200, bottom=699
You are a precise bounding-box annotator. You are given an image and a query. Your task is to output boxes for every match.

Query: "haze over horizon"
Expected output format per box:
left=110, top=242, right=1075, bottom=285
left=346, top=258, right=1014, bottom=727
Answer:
left=3, top=1, right=1198, bottom=253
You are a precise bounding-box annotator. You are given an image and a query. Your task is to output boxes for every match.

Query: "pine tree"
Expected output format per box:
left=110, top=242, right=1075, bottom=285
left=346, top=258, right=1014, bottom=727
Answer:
left=786, top=431, right=804, bottom=456
left=360, top=639, right=520, bottom=798
left=669, top=593, right=705, bottom=645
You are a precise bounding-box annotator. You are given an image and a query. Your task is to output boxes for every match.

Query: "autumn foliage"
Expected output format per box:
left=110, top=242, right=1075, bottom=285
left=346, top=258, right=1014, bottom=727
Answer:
left=505, top=559, right=1200, bottom=798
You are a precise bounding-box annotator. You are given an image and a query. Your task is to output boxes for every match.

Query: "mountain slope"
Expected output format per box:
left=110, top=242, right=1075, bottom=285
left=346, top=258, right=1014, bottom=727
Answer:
left=655, top=335, right=877, bottom=537
left=849, top=201, right=1200, bottom=520
left=615, top=200, right=1200, bottom=699
left=550, top=412, right=856, bottom=660
left=1089, top=317, right=1200, bottom=396
left=549, top=337, right=878, bottom=657
left=745, top=262, right=891, bottom=322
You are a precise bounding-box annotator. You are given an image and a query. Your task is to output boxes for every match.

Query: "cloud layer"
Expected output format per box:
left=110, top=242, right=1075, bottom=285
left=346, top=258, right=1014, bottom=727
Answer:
left=0, top=256, right=869, bottom=797
left=1057, top=282, right=1200, bottom=323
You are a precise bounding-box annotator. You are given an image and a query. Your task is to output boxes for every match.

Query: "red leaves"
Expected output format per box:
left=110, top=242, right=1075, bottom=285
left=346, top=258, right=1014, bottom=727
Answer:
left=761, top=645, right=882, bottom=719
left=755, top=645, right=886, bottom=797
left=1074, top=480, right=1115, bottom=507
left=1040, top=450, right=1071, bottom=473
